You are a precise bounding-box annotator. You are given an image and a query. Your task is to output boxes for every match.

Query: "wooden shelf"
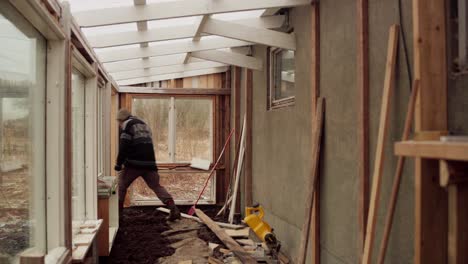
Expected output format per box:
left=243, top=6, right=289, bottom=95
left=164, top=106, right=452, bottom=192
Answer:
left=395, top=141, right=468, bottom=161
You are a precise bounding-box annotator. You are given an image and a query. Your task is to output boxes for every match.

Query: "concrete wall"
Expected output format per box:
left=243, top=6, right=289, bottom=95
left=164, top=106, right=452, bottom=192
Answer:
left=239, top=1, right=467, bottom=263
left=244, top=1, right=415, bottom=263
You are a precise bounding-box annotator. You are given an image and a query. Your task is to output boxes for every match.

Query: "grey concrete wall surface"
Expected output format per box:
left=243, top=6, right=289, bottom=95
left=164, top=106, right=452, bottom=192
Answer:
left=243, top=1, right=467, bottom=263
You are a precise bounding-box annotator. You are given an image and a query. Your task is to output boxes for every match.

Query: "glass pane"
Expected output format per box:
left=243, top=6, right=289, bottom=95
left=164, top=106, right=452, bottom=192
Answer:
left=71, top=69, right=86, bottom=231
left=132, top=97, right=170, bottom=163
left=274, top=50, right=295, bottom=100
left=175, top=98, right=213, bottom=162
left=131, top=171, right=214, bottom=202
left=0, top=2, right=46, bottom=261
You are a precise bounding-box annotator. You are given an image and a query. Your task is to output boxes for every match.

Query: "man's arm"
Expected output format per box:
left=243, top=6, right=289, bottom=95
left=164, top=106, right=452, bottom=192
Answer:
left=115, top=126, right=132, bottom=170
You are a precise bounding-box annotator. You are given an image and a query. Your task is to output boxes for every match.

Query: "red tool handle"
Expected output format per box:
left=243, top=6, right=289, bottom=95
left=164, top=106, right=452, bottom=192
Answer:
left=192, top=128, right=235, bottom=208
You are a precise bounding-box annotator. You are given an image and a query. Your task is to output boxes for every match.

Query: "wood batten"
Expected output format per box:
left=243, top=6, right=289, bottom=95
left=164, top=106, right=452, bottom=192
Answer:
left=191, top=50, right=263, bottom=71
left=118, top=87, right=231, bottom=95
left=87, top=16, right=285, bottom=48
left=112, top=61, right=227, bottom=81
left=412, top=0, right=448, bottom=263
left=73, top=0, right=311, bottom=27
left=97, top=37, right=251, bottom=63
left=116, top=66, right=229, bottom=86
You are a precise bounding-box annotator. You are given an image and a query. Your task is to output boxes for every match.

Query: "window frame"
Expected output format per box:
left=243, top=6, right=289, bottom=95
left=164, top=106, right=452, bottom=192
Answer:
left=267, top=47, right=296, bottom=110
left=4, top=0, right=70, bottom=261
left=126, top=93, right=217, bottom=205
left=130, top=94, right=216, bottom=166
left=0, top=1, right=48, bottom=259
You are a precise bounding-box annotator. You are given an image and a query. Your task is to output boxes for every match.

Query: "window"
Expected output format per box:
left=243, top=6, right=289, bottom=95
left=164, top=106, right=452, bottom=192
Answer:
left=132, top=97, right=214, bottom=163
left=130, top=96, right=215, bottom=204
left=0, top=4, right=47, bottom=262
left=97, top=83, right=105, bottom=177
left=268, top=48, right=295, bottom=109
left=71, top=69, right=87, bottom=234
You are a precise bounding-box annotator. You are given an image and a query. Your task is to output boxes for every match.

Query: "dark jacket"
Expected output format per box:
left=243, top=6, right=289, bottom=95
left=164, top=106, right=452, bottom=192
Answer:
left=116, top=116, right=158, bottom=171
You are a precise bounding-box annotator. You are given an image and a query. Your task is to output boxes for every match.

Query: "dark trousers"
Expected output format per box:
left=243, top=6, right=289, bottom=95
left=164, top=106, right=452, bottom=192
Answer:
left=118, top=167, right=174, bottom=214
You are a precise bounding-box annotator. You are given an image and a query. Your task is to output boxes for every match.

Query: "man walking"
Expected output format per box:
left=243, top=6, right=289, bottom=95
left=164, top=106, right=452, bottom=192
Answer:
left=114, top=108, right=181, bottom=221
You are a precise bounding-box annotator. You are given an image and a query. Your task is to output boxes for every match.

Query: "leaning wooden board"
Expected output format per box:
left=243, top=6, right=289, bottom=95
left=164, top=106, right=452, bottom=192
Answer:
left=195, top=209, right=257, bottom=264
left=296, top=97, right=325, bottom=264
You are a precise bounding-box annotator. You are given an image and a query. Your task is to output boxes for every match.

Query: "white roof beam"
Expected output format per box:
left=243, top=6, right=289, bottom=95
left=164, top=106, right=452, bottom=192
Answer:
left=262, top=8, right=282, bottom=16
left=74, top=0, right=311, bottom=27
left=105, top=51, right=245, bottom=73
left=98, top=37, right=251, bottom=63
left=88, top=15, right=285, bottom=48
left=117, top=66, right=229, bottom=86
left=113, top=61, right=227, bottom=81
left=191, top=50, right=262, bottom=70
left=193, top=15, right=210, bottom=42
left=202, top=18, right=296, bottom=50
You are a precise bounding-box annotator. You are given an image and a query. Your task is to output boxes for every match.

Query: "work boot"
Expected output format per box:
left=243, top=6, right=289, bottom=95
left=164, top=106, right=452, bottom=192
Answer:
left=166, top=204, right=181, bottom=221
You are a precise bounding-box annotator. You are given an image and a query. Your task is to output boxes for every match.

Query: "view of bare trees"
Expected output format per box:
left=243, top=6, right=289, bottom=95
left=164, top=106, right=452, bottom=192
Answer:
left=130, top=97, right=214, bottom=202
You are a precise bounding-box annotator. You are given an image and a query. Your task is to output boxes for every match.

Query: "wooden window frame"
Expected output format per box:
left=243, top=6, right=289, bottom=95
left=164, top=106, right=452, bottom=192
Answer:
left=267, top=47, right=296, bottom=110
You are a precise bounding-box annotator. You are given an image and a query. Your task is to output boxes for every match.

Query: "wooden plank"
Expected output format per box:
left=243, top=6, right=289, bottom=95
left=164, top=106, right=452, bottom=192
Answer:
left=195, top=209, right=257, bottom=264
left=202, top=18, right=296, bottom=50
left=245, top=69, right=253, bottom=207
left=361, top=24, right=399, bottom=264
left=226, top=227, right=250, bottom=238
left=74, top=0, right=311, bottom=27
left=97, top=198, right=110, bottom=256
left=310, top=3, right=320, bottom=263
left=297, top=97, right=325, bottom=264
left=117, top=67, right=229, bottom=86
left=88, top=16, right=286, bottom=48
left=112, top=61, right=227, bottom=81
left=191, top=50, right=263, bottom=71
left=156, top=207, right=245, bottom=230
left=356, top=0, right=369, bottom=260
left=377, top=80, right=420, bottom=264
left=118, top=87, right=230, bottom=95
left=19, top=250, right=45, bottom=264
left=98, top=37, right=250, bottom=63
left=104, top=55, right=204, bottom=73
left=447, top=177, right=468, bottom=264
left=413, top=0, right=448, bottom=261
left=394, top=141, right=468, bottom=161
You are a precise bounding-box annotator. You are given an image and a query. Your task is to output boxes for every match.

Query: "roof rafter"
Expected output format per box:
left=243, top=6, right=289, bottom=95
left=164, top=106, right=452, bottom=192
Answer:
left=87, top=15, right=285, bottom=48
left=74, top=0, right=311, bottom=27
left=116, top=66, right=229, bottom=86
left=112, top=61, right=227, bottom=81
left=98, top=37, right=251, bottom=63
left=191, top=50, right=262, bottom=70
left=202, top=18, right=295, bottom=50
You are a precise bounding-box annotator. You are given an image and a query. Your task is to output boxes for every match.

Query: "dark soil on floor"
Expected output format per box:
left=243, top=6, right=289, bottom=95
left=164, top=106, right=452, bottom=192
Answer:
left=102, top=205, right=226, bottom=264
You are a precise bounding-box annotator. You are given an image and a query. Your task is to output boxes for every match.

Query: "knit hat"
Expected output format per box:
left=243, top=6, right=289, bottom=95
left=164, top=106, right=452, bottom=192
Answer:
left=116, top=108, right=131, bottom=121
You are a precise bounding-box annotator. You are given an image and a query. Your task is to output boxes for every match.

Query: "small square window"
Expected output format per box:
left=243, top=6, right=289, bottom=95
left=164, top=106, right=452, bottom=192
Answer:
left=268, top=47, right=295, bottom=110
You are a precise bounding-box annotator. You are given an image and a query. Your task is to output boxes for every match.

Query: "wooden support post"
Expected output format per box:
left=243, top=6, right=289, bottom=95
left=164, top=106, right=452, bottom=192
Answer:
left=357, top=0, right=369, bottom=260
left=244, top=68, right=253, bottom=207
left=195, top=209, right=257, bottom=264
left=377, top=80, right=420, bottom=264
left=448, top=183, right=468, bottom=264
left=412, top=0, right=448, bottom=263
left=310, top=2, right=320, bottom=263
left=362, top=24, right=399, bottom=264
left=297, top=98, right=325, bottom=264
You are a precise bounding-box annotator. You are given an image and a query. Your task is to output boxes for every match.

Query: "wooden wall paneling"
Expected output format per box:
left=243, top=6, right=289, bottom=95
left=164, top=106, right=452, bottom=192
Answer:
left=412, top=0, right=448, bottom=263
left=199, top=75, right=208, bottom=87
left=357, top=0, right=370, bottom=260
left=183, top=77, right=192, bottom=88
left=208, top=74, right=215, bottom=88
left=234, top=67, right=242, bottom=146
